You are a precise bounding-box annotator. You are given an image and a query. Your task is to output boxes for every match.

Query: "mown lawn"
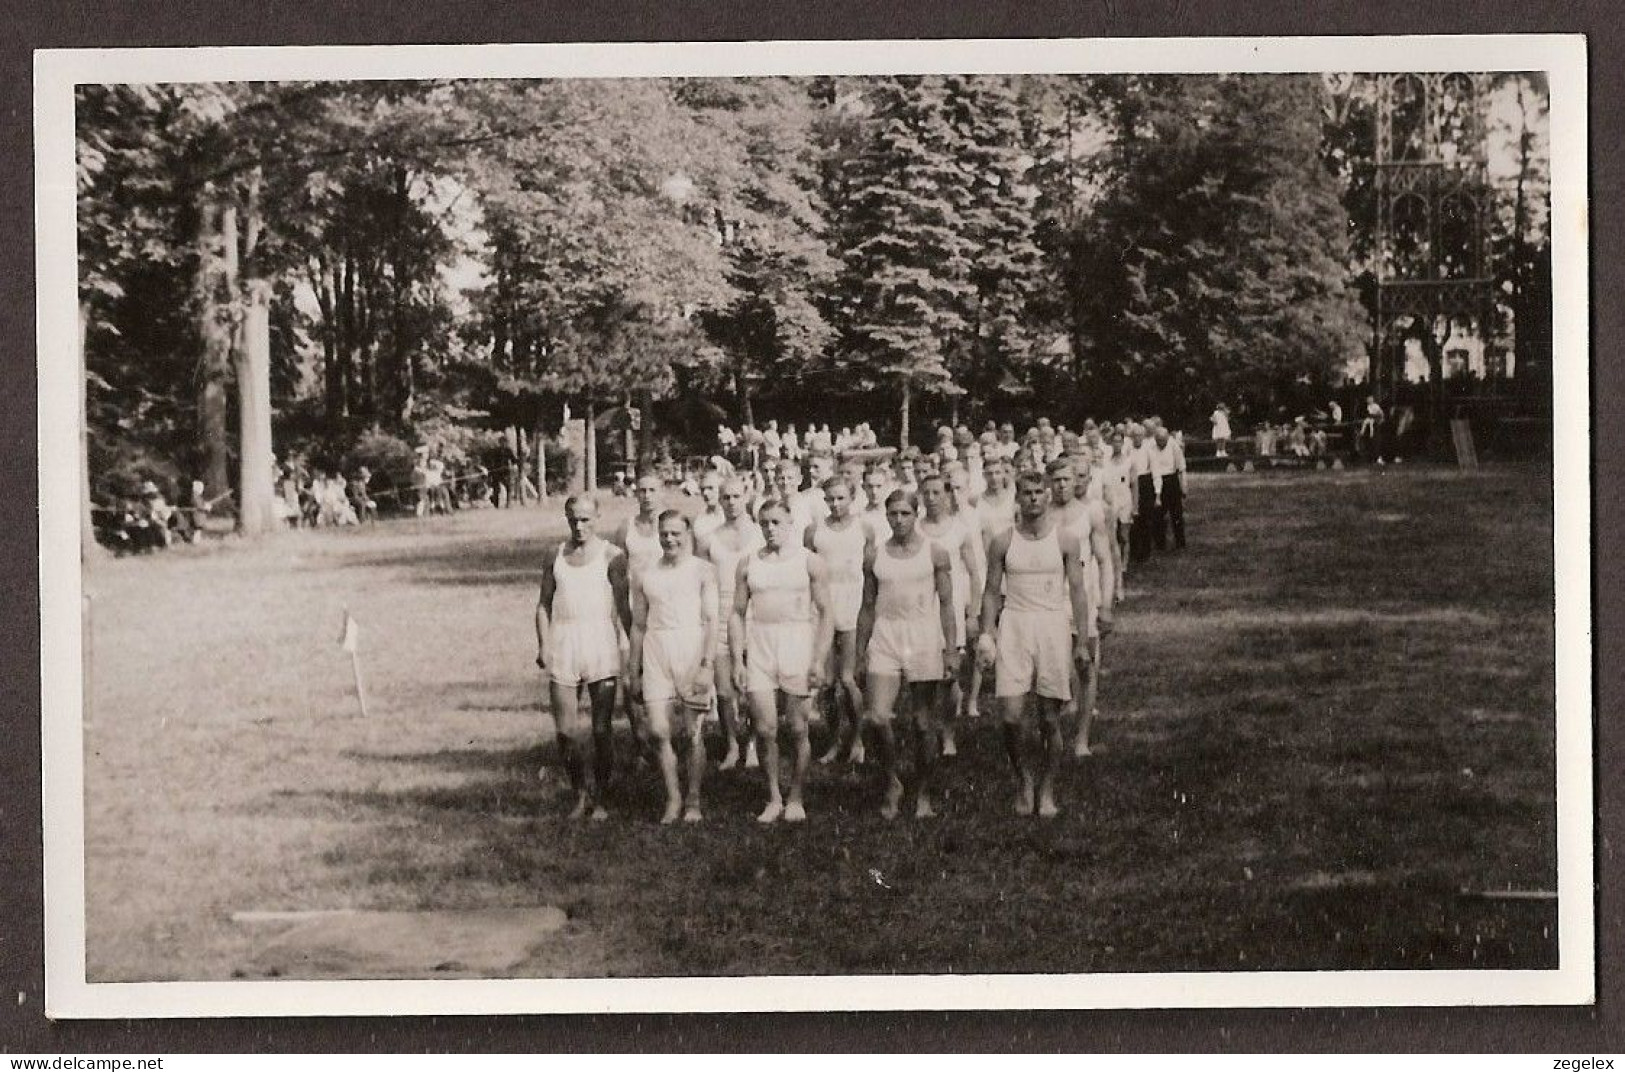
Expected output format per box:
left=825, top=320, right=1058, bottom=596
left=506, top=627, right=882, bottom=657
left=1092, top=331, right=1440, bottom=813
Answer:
left=82, top=464, right=1558, bottom=981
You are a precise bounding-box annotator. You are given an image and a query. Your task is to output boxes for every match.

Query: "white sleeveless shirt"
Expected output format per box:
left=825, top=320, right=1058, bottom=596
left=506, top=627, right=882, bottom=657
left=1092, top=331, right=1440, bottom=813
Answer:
left=552, top=541, right=617, bottom=624
left=744, top=547, right=812, bottom=625
left=640, top=556, right=706, bottom=632
left=872, top=539, right=938, bottom=622
left=812, top=518, right=867, bottom=591
left=1003, top=525, right=1068, bottom=614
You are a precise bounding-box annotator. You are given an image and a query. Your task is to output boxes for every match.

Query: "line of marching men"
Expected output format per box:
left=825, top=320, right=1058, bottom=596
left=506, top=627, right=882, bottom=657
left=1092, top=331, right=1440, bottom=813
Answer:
left=533, top=417, right=1189, bottom=825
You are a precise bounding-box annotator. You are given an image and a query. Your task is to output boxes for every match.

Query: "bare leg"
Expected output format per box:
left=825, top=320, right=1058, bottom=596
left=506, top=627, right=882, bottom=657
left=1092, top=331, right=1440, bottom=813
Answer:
left=646, top=700, right=681, bottom=823
left=1000, top=694, right=1035, bottom=815
left=914, top=681, right=943, bottom=818
left=1036, top=697, right=1064, bottom=818
left=837, top=631, right=866, bottom=763
left=747, top=690, right=782, bottom=822
left=866, top=672, right=904, bottom=819
left=714, top=657, right=742, bottom=770
left=549, top=679, right=590, bottom=819
left=941, top=674, right=960, bottom=756
left=682, top=709, right=705, bottom=821
left=1075, top=642, right=1100, bottom=758
left=585, top=678, right=618, bottom=820
left=783, top=694, right=811, bottom=821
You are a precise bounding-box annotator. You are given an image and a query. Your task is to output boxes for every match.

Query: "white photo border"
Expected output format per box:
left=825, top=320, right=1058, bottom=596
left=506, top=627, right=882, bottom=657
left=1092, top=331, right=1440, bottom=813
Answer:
left=36, top=34, right=1593, bottom=1019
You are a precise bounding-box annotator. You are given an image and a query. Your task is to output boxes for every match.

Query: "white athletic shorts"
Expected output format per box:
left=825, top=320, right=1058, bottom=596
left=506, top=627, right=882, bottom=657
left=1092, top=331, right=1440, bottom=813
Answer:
left=745, top=620, right=814, bottom=696
left=994, top=609, right=1072, bottom=702
left=547, top=618, right=622, bottom=688
left=830, top=580, right=862, bottom=633
left=866, top=615, right=947, bottom=683
left=642, top=627, right=707, bottom=703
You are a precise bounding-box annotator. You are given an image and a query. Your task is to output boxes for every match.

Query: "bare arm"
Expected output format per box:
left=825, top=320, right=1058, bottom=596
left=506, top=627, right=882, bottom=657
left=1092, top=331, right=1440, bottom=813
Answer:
left=979, top=530, right=1011, bottom=640
left=627, top=571, right=648, bottom=688
left=607, top=548, right=633, bottom=635
left=730, top=557, right=751, bottom=686
left=932, top=545, right=960, bottom=672
left=534, top=549, right=557, bottom=666
left=1061, top=532, right=1094, bottom=665
left=1090, top=503, right=1116, bottom=630
left=697, top=564, right=718, bottom=679
left=807, top=553, right=835, bottom=688
left=854, top=542, right=880, bottom=671
left=959, top=527, right=985, bottom=637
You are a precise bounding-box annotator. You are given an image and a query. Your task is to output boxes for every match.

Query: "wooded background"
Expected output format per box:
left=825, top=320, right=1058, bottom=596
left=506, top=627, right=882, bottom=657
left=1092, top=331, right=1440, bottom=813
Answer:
left=75, top=73, right=1551, bottom=526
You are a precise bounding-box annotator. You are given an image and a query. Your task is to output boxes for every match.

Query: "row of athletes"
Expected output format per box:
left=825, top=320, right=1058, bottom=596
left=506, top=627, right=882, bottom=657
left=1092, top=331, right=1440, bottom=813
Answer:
left=535, top=453, right=1116, bottom=825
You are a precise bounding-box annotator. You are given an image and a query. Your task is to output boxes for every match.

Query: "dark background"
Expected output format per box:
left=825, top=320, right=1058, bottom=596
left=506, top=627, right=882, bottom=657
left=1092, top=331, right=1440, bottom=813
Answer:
left=1, top=0, right=1615, bottom=1052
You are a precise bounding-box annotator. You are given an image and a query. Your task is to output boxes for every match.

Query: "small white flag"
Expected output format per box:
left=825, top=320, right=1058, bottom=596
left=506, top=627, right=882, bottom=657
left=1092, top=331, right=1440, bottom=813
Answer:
left=339, top=610, right=359, bottom=653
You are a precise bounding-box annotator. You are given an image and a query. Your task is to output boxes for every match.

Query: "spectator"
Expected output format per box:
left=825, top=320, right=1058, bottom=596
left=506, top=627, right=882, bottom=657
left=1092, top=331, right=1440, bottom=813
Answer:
left=1210, top=402, right=1232, bottom=458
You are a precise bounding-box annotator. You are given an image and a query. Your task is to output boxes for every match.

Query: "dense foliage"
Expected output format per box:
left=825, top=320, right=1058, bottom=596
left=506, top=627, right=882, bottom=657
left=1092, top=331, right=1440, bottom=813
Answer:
left=75, top=73, right=1550, bottom=504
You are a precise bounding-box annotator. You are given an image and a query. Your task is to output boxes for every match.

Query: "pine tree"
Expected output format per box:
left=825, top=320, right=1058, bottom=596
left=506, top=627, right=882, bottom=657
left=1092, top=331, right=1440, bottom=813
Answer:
left=940, top=75, right=1047, bottom=413
left=832, top=76, right=977, bottom=445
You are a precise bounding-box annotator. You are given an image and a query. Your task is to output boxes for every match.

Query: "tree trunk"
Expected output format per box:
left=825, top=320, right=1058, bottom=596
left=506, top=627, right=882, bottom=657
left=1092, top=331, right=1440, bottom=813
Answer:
left=236, top=281, right=277, bottom=536
left=899, top=375, right=912, bottom=449
left=195, top=199, right=233, bottom=504
left=79, top=303, right=99, bottom=560
left=585, top=398, right=597, bottom=493
left=737, top=372, right=755, bottom=428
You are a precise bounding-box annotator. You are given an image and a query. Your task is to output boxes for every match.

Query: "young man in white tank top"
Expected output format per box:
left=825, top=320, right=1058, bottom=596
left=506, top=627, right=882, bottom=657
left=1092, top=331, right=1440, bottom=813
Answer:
left=807, top=475, right=872, bottom=768
left=629, top=510, right=719, bottom=824
left=692, top=471, right=725, bottom=544
left=697, top=477, right=762, bottom=772
left=977, top=471, right=1094, bottom=818
left=1047, top=457, right=1117, bottom=757
left=535, top=494, right=632, bottom=820
left=917, top=473, right=984, bottom=759
left=855, top=489, right=958, bottom=819
left=616, top=471, right=665, bottom=747
left=945, top=462, right=990, bottom=729
left=730, top=499, right=835, bottom=823
left=860, top=465, right=893, bottom=544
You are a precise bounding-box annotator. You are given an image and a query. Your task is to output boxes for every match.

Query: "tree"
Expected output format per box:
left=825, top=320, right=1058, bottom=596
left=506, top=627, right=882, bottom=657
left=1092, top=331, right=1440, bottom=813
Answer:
left=1067, top=74, right=1366, bottom=424
left=830, top=76, right=977, bottom=445
left=940, top=75, right=1047, bottom=418
left=459, top=79, right=738, bottom=477
left=681, top=78, right=837, bottom=427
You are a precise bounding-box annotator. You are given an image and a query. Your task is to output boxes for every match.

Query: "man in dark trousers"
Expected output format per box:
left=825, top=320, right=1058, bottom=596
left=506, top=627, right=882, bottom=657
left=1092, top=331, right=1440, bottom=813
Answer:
left=1147, top=423, right=1187, bottom=551
left=1126, top=422, right=1155, bottom=564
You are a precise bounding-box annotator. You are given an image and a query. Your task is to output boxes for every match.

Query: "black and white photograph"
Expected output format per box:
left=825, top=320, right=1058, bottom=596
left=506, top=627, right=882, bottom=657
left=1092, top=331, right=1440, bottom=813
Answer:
left=35, top=36, right=1591, bottom=1017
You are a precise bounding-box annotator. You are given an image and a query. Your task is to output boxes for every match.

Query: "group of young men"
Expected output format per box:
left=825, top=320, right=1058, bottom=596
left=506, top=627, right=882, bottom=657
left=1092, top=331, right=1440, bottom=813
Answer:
left=534, top=416, right=1189, bottom=825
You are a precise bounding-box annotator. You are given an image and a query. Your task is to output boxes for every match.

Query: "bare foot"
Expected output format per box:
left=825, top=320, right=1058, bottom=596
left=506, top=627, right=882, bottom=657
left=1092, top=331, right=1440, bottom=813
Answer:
left=1073, top=737, right=1094, bottom=758
left=914, top=797, right=937, bottom=819
left=718, top=745, right=740, bottom=771
left=1037, top=795, right=1060, bottom=819
left=1015, top=780, right=1035, bottom=816
left=848, top=742, right=866, bottom=765
left=682, top=806, right=703, bottom=824
left=817, top=748, right=841, bottom=766
left=756, top=800, right=783, bottom=824
left=783, top=801, right=807, bottom=823
left=660, top=800, right=682, bottom=825
left=744, top=741, right=760, bottom=769
left=591, top=804, right=610, bottom=822
left=566, top=794, right=589, bottom=821
left=942, top=733, right=958, bottom=758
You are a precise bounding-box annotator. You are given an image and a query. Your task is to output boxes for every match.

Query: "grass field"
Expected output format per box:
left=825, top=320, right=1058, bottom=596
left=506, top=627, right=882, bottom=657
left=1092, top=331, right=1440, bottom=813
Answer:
left=82, top=463, right=1558, bottom=981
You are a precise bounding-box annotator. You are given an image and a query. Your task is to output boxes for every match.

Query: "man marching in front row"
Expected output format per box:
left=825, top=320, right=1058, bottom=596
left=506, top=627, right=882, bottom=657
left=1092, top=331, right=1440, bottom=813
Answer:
left=628, top=510, right=719, bottom=824
left=977, top=471, right=1095, bottom=818
left=855, top=490, right=958, bottom=819
left=731, top=499, right=835, bottom=823
left=536, top=494, right=631, bottom=820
